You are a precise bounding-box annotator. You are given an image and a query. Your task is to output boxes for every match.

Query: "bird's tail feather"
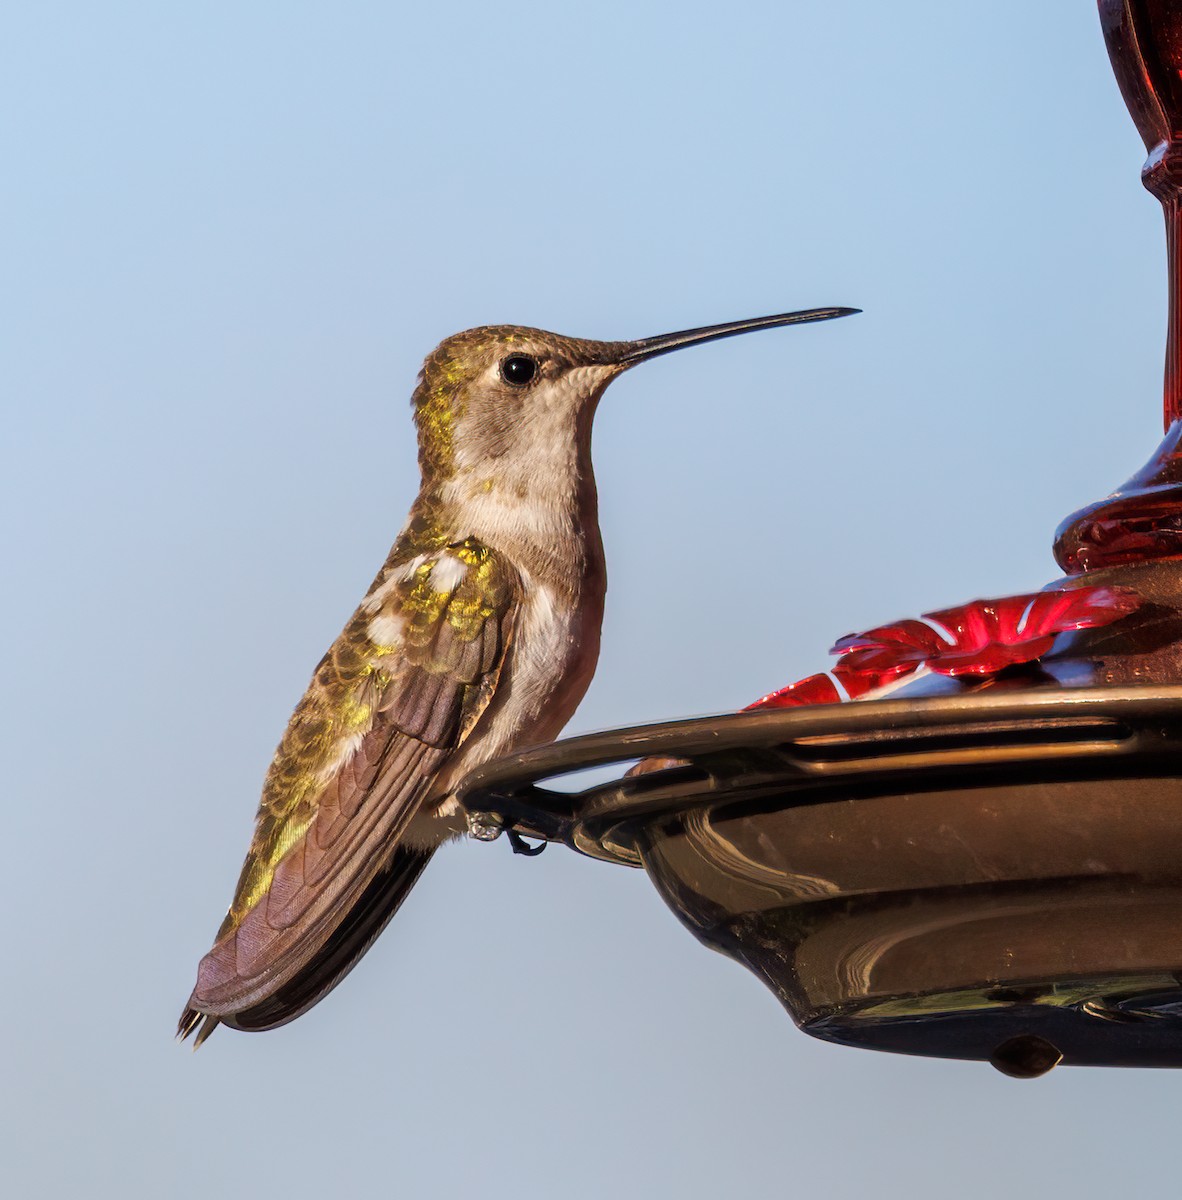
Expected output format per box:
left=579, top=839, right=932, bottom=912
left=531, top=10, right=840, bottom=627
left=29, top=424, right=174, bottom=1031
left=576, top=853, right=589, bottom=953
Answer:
left=177, top=845, right=434, bottom=1044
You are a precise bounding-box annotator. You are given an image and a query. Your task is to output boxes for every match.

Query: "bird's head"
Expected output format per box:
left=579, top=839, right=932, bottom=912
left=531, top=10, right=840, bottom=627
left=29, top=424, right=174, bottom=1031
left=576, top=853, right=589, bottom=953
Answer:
left=411, top=308, right=858, bottom=497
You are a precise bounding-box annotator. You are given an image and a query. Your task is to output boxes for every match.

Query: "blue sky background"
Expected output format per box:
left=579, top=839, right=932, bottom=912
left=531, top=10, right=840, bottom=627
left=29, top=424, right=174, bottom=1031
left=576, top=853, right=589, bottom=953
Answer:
left=4, top=2, right=1177, bottom=1196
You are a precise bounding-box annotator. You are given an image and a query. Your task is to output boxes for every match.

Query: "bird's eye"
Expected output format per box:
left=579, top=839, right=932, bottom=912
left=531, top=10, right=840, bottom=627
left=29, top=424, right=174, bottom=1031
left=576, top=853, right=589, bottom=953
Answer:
left=499, top=355, right=537, bottom=387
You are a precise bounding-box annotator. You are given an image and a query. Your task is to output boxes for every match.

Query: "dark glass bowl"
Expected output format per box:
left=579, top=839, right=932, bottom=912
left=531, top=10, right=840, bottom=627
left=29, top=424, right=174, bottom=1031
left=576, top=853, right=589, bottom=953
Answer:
left=457, top=688, right=1182, bottom=1075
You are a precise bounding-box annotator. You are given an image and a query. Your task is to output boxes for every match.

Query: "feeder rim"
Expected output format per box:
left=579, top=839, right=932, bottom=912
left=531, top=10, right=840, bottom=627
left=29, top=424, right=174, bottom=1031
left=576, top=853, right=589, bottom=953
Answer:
left=455, top=685, right=1182, bottom=866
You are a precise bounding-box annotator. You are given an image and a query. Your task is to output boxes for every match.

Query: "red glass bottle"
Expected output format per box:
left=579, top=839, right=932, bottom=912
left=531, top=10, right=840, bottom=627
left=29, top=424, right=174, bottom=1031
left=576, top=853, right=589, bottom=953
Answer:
left=1055, top=0, right=1182, bottom=574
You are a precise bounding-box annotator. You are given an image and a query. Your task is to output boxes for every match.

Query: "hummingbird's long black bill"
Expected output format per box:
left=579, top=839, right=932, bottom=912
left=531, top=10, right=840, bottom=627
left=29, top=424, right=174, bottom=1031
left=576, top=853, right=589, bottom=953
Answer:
left=618, top=306, right=860, bottom=366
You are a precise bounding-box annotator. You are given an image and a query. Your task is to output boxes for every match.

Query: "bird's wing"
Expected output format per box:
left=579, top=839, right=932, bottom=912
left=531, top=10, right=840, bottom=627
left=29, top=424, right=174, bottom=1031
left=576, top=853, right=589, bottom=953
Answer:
left=180, top=536, right=519, bottom=1038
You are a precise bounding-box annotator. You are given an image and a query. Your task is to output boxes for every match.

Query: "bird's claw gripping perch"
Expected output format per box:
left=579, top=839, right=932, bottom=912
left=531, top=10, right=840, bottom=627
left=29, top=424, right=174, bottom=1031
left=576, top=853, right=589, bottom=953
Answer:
left=466, top=810, right=547, bottom=855
left=506, top=827, right=547, bottom=857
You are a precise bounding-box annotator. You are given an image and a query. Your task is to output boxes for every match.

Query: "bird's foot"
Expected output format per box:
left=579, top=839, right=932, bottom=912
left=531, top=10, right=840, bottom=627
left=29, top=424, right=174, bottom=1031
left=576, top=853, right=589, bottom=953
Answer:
left=506, top=827, right=547, bottom=856
left=467, top=811, right=504, bottom=842
left=467, top=810, right=547, bottom=855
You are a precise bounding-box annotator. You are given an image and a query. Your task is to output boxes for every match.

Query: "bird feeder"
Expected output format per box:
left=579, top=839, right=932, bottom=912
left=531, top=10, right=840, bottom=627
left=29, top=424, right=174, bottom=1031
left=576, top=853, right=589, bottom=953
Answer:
left=458, top=0, right=1182, bottom=1078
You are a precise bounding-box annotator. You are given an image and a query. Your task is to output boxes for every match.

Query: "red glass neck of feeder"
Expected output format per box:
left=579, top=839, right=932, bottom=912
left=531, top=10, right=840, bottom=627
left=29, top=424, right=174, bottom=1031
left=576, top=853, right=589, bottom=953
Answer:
left=1054, top=3, right=1182, bottom=573
left=1102, top=0, right=1182, bottom=427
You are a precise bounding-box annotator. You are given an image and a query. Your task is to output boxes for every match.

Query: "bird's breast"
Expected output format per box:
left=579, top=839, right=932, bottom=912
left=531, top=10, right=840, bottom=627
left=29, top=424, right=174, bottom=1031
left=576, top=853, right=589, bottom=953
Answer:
left=425, top=562, right=604, bottom=820
left=477, top=571, right=604, bottom=762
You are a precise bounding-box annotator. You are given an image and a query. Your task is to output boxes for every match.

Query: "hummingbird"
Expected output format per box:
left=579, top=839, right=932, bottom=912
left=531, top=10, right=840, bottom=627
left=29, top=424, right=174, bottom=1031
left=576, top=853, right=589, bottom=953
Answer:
left=178, top=306, right=858, bottom=1045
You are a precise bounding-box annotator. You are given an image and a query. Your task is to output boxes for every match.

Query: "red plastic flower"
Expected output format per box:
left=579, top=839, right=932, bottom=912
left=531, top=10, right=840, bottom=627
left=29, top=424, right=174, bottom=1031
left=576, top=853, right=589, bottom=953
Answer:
left=747, top=585, right=1142, bottom=712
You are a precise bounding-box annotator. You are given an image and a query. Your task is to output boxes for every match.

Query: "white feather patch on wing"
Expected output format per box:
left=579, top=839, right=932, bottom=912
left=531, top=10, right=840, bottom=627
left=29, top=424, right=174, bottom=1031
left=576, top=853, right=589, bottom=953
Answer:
left=394, top=554, right=429, bottom=583
left=314, top=729, right=368, bottom=783
left=362, top=566, right=409, bottom=613
left=367, top=611, right=406, bottom=648
left=428, top=553, right=467, bottom=592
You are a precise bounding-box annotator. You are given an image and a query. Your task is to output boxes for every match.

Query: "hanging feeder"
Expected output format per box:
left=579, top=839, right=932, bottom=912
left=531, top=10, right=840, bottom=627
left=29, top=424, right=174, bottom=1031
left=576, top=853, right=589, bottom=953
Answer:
left=459, top=0, right=1182, bottom=1078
